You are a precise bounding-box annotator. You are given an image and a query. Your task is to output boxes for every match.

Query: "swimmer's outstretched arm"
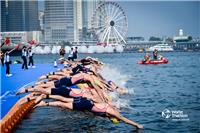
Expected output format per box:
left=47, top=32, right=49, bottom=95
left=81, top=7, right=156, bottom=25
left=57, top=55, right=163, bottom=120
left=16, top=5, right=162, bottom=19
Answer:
left=107, top=108, right=143, bottom=129
left=117, top=115, right=143, bottom=129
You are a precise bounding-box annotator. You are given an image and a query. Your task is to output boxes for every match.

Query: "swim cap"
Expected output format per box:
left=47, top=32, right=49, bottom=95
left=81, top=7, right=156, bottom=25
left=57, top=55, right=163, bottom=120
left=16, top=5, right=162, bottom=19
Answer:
left=108, top=95, right=112, bottom=101
left=111, top=118, right=119, bottom=124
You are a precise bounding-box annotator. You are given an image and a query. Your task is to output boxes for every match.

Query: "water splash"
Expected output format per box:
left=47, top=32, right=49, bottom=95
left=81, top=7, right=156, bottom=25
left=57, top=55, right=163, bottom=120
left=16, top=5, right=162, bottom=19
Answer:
left=99, top=64, right=134, bottom=109
left=99, top=64, right=129, bottom=87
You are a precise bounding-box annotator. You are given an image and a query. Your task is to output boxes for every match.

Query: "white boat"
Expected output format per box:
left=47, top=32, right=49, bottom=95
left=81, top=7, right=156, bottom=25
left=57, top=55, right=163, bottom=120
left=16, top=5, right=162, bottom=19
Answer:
left=147, top=43, right=174, bottom=52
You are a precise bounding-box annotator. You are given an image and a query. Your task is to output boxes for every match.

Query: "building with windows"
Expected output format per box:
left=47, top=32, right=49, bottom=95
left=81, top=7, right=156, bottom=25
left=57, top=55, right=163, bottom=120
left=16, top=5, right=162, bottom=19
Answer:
left=173, top=29, right=190, bottom=42
left=1, top=0, right=7, bottom=32
left=81, top=0, right=104, bottom=41
left=44, top=0, right=104, bottom=43
left=7, top=0, right=39, bottom=31
left=44, top=0, right=75, bottom=43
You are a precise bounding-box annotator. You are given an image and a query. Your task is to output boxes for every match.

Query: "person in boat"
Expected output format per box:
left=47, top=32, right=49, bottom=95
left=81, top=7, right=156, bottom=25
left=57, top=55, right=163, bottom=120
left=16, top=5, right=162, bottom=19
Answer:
left=143, top=53, right=150, bottom=63
left=152, top=49, right=158, bottom=60
left=158, top=55, right=163, bottom=60
left=27, top=94, right=143, bottom=129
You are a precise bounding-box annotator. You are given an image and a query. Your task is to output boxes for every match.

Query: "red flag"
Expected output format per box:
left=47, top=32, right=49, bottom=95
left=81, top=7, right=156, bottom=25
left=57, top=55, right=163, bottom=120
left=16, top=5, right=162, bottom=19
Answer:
left=15, top=43, right=21, bottom=50
left=5, top=37, right=10, bottom=45
left=28, top=40, right=37, bottom=45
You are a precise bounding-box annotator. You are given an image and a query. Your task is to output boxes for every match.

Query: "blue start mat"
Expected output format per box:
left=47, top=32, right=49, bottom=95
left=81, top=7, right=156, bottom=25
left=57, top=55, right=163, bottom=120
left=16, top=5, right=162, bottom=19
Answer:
left=1, top=63, right=78, bottom=119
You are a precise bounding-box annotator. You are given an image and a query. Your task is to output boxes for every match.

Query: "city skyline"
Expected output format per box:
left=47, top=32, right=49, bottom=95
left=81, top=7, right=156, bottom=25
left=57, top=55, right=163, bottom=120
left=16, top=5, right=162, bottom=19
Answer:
left=38, top=0, right=199, bottom=39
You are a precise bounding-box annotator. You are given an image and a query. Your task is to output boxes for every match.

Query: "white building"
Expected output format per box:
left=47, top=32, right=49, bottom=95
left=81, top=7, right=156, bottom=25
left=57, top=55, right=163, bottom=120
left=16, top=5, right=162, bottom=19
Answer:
left=173, top=29, right=190, bottom=42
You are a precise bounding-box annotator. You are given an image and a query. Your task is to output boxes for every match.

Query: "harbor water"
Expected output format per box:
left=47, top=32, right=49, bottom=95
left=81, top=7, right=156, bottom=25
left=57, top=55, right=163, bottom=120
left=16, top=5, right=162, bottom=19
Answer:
left=9, top=52, right=200, bottom=133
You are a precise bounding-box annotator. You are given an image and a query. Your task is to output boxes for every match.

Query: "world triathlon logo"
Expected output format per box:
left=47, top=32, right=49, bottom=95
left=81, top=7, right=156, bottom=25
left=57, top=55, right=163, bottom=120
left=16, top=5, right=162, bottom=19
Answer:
left=162, top=109, right=171, bottom=119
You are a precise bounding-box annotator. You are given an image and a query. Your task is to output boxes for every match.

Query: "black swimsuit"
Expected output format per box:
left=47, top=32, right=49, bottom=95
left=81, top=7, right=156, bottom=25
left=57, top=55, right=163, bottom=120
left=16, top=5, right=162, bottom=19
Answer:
left=51, top=86, right=71, bottom=97
left=73, top=97, right=93, bottom=111
left=54, top=77, right=72, bottom=87
left=72, top=97, right=107, bottom=116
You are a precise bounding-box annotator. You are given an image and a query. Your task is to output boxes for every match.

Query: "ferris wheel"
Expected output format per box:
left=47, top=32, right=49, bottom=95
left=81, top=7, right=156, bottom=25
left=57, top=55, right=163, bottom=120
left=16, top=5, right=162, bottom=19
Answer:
left=91, top=2, right=128, bottom=46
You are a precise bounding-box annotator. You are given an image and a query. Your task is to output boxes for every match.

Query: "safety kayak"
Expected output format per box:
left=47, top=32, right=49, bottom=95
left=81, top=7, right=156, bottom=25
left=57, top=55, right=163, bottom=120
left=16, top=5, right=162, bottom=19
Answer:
left=138, top=58, right=168, bottom=65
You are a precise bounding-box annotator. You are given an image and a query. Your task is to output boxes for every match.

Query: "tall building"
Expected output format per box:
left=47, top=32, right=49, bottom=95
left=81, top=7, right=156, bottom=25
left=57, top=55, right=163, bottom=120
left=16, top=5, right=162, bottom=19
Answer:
left=87, top=0, right=98, bottom=30
left=1, top=0, right=8, bottom=32
left=81, top=0, right=101, bottom=40
left=82, top=0, right=99, bottom=40
left=74, top=0, right=83, bottom=41
left=7, top=0, right=39, bottom=31
left=44, top=0, right=75, bottom=43
left=44, top=0, right=103, bottom=43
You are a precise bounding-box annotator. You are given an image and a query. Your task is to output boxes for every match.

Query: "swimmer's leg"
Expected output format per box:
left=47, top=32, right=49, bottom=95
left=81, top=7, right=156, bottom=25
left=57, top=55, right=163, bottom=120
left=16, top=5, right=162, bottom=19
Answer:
left=49, top=95, right=73, bottom=103
left=37, top=82, right=54, bottom=88
left=36, top=100, right=72, bottom=110
left=16, top=86, right=51, bottom=95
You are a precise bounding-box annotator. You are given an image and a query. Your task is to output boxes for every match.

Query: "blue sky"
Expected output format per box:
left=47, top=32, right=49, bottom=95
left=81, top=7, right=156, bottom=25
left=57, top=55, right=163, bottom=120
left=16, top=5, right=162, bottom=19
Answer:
left=119, top=1, right=199, bottom=39
left=38, top=1, right=200, bottom=39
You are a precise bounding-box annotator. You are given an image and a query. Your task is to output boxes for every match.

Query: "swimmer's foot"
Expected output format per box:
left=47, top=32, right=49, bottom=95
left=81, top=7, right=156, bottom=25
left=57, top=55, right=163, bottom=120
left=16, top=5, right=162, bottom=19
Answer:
left=35, top=82, right=43, bottom=85
left=19, top=96, right=37, bottom=106
left=34, top=94, right=47, bottom=104
left=16, top=86, right=34, bottom=95
left=34, top=101, right=47, bottom=108
left=16, top=88, right=29, bottom=95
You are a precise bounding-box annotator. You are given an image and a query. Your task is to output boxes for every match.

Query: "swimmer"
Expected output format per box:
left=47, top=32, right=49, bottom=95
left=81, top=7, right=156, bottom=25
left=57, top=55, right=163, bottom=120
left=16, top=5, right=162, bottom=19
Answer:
left=107, top=80, right=128, bottom=94
left=16, top=85, right=104, bottom=103
left=33, top=94, right=143, bottom=129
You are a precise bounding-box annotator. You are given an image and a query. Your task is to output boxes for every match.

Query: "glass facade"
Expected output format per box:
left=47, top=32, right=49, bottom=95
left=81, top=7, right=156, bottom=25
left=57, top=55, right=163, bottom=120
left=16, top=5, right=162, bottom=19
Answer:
left=44, top=0, right=74, bottom=43
left=1, top=0, right=7, bottom=32
left=81, top=0, right=102, bottom=41
left=7, top=0, right=39, bottom=31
